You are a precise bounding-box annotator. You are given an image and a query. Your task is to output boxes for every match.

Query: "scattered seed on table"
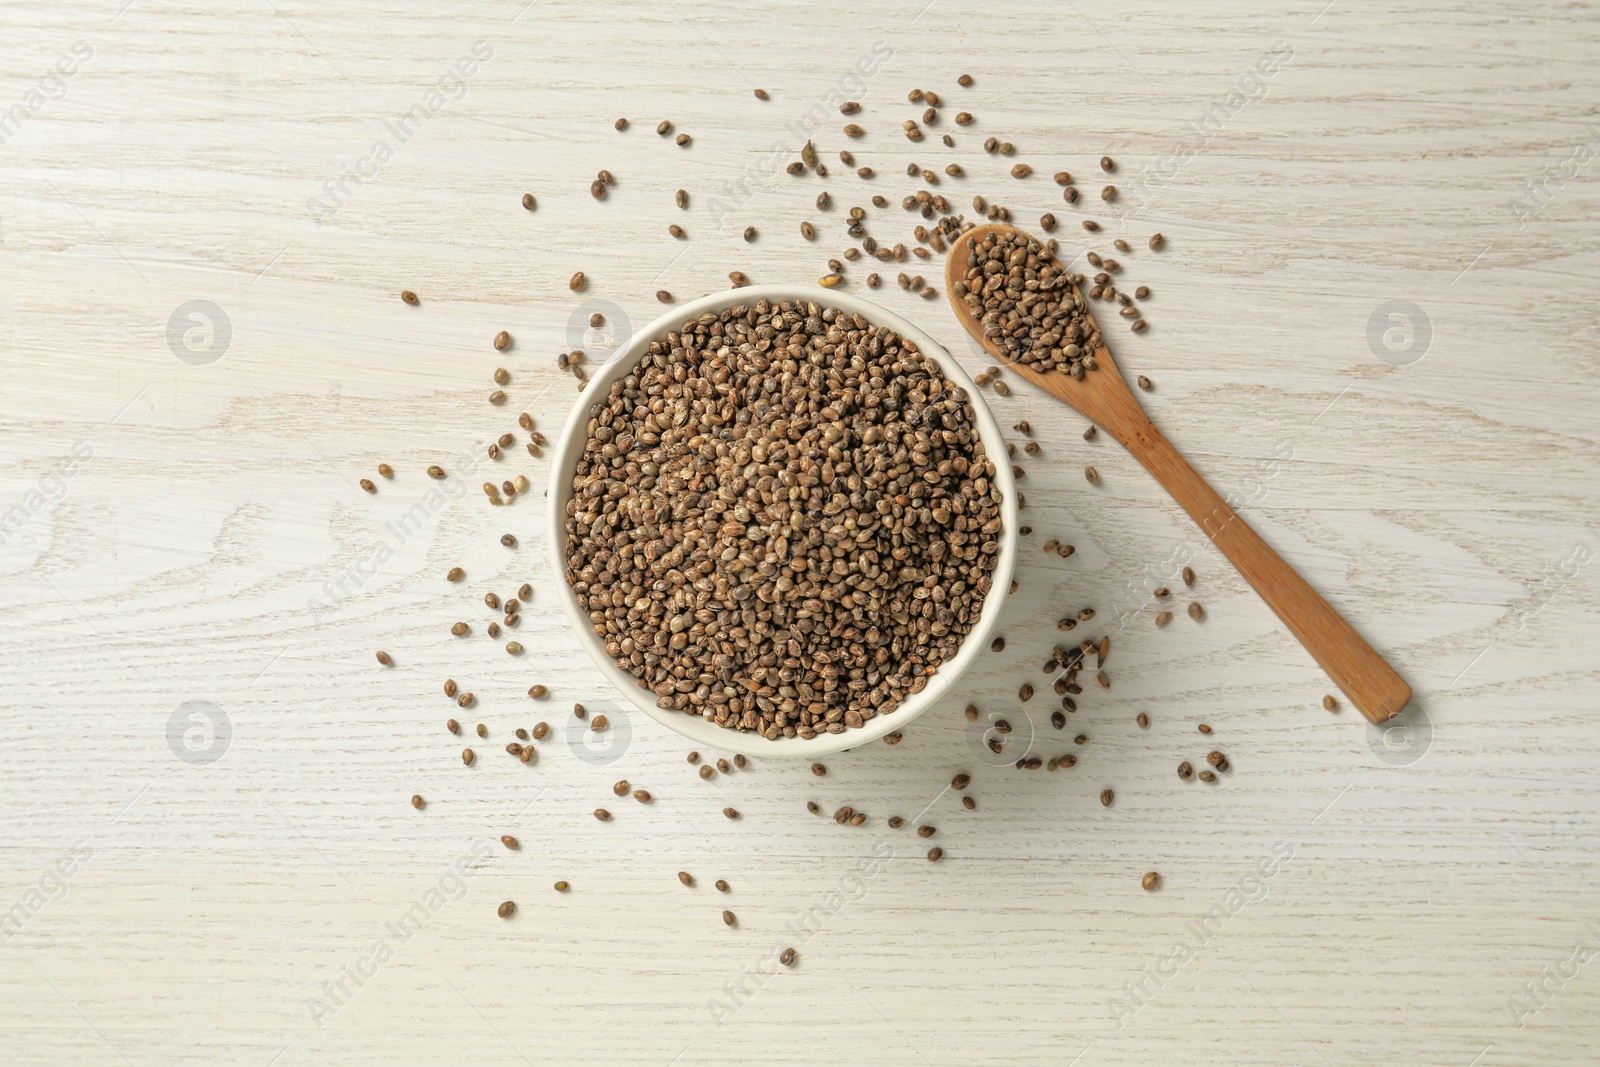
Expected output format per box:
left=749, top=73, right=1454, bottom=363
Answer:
left=1207, top=750, right=1226, bottom=767
left=1019, top=684, right=1034, bottom=702
left=779, top=947, right=797, bottom=966
left=1137, top=375, right=1152, bottom=391
left=927, top=847, right=943, bottom=862
left=1137, top=713, right=1150, bottom=729
left=1323, top=695, right=1339, bottom=712
left=446, top=713, right=459, bottom=730
left=1182, top=566, right=1196, bottom=587
left=360, top=478, right=376, bottom=494
left=733, top=755, right=746, bottom=769
left=687, top=751, right=700, bottom=764
left=1085, top=466, right=1099, bottom=484
left=811, top=763, right=827, bottom=777
left=374, top=650, right=392, bottom=667
left=722, top=807, right=739, bottom=820
left=500, top=835, right=519, bottom=850
left=450, top=622, right=468, bottom=636
left=917, top=825, right=935, bottom=838
left=1100, top=788, right=1114, bottom=807
left=592, top=714, right=608, bottom=730
left=633, top=789, right=651, bottom=803
left=1188, top=602, right=1205, bottom=621
left=1101, top=185, right=1117, bottom=201
left=1199, top=770, right=1217, bottom=783
left=722, top=910, right=736, bottom=927
left=426, top=464, right=445, bottom=479
left=612, top=779, right=629, bottom=797
left=457, top=692, right=474, bottom=708
left=1178, top=761, right=1194, bottom=780
left=400, top=290, right=419, bottom=305
left=1142, top=871, right=1160, bottom=891
left=753, top=88, right=769, bottom=100
left=411, top=794, right=424, bottom=810
left=716, top=879, right=731, bottom=893
left=699, top=765, right=714, bottom=780
left=656, top=120, right=672, bottom=135
left=497, top=901, right=515, bottom=918
left=1149, top=233, right=1165, bottom=250
left=887, top=816, right=904, bottom=829
left=594, top=808, right=612, bottom=821
left=1010, top=163, right=1032, bottom=179
left=668, top=224, right=685, bottom=238
left=716, top=758, right=731, bottom=774
left=462, top=748, right=475, bottom=766
left=964, top=704, right=979, bottom=722
left=994, top=381, right=1010, bottom=395
left=807, top=801, right=821, bottom=815
left=678, top=871, right=694, bottom=886
left=952, top=773, right=971, bottom=790
left=554, top=880, right=570, bottom=892
left=475, top=723, right=487, bottom=739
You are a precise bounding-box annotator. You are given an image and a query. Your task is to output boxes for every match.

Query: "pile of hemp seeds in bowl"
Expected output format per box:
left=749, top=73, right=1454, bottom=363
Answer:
left=562, top=298, right=1005, bottom=741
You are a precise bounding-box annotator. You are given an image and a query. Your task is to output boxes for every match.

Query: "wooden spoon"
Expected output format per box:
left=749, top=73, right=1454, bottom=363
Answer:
left=945, top=223, right=1410, bottom=724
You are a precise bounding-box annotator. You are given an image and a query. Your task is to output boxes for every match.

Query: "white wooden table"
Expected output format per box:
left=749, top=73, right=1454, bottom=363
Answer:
left=3, top=2, right=1597, bottom=1063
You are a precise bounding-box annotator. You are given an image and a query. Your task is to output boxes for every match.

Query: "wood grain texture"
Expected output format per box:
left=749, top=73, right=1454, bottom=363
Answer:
left=2, top=1, right=1598, bottom=1064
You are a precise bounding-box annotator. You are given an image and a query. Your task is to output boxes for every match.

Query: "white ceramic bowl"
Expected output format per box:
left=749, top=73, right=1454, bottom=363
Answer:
left=547, top=285, right=1018, bottom=758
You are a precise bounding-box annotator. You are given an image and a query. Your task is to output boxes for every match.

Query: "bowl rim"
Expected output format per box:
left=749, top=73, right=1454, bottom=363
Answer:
left=546, top=284, right=1018, bottom=758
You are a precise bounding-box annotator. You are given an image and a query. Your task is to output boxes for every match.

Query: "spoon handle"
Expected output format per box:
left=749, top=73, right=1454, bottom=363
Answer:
left=1108, top=406, right=1411, bottom=724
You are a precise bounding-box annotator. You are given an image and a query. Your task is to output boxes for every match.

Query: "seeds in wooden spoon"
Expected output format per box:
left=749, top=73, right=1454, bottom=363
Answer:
left=955, top=227, right=1099, bottom=380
